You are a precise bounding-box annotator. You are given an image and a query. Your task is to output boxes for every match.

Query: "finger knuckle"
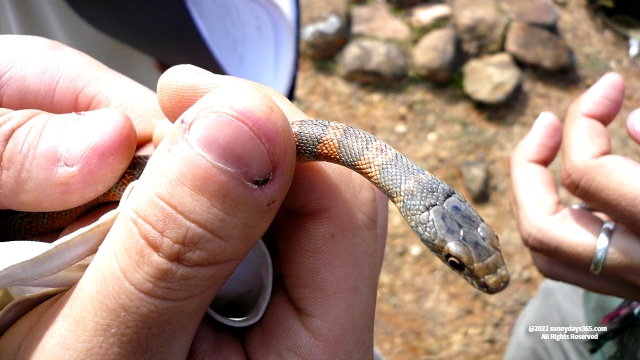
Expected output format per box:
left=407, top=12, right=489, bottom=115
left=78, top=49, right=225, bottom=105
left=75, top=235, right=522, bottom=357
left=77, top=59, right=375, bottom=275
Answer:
left=560, top=160, right=587, bottom=196
left=126, top=191, right=224, bottom=268
left=117, top=190, right=247, bottom=301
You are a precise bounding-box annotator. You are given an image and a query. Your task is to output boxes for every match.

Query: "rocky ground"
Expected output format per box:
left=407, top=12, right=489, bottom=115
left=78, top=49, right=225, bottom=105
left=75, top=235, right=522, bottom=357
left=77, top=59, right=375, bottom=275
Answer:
left=294, top=0, right=640, bottom=359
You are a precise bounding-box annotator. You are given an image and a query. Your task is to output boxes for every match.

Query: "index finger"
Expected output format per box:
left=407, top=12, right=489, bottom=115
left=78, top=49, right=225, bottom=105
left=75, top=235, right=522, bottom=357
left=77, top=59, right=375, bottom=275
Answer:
left=510, top=112, right=564, bottom=230
left=560, top=73, right=640, bottom=231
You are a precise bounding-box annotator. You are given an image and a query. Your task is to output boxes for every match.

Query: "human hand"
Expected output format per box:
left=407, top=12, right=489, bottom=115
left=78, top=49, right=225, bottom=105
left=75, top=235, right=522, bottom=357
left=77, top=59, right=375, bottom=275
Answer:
left=510, top=72, right=640, bottom=301
left=0, top=35, right=164, bottom=214
left=0, top=37, right=387, bottom=359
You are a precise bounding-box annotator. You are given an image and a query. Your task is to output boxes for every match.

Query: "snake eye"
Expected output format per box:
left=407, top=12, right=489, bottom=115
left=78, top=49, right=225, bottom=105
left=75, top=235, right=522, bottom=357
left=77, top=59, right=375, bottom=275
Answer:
left=446, top=255, right=466, bottom=271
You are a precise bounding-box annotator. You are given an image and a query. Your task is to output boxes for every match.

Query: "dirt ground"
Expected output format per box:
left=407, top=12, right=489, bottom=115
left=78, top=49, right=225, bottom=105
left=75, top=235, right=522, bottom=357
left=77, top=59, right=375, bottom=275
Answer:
left=293, top=1, right=640, bottom=358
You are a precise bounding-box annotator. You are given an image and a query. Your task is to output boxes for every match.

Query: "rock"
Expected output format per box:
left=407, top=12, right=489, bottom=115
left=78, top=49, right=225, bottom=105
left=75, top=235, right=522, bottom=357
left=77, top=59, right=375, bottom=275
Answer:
left=452, top=0, right=509, bottom=55
left=337, top=39, right=409, bottom=83
left=499, top=0, right=559, bottom=28
left=351, top=3, right=411, bottom=41
left=505, top=21, right=572, bottom=71
left=462, top=52, right=522, bottom=105
left=301, top=13, right=349, bottom=59
left=408, top=3, right=453, bottom=30
left=412, top=27, right=458, bottom=84
left=459, top=160, right=490, bottom=203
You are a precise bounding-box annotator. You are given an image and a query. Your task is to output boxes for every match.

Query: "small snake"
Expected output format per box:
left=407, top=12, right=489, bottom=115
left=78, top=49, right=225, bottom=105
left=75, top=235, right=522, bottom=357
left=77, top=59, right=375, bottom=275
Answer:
left=0, top=119, right=509, bottom=293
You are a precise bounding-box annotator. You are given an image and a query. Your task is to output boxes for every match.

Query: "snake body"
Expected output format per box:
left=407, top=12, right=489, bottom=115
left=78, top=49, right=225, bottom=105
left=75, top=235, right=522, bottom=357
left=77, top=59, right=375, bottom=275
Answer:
left=0, top=119, right=509, bottom=293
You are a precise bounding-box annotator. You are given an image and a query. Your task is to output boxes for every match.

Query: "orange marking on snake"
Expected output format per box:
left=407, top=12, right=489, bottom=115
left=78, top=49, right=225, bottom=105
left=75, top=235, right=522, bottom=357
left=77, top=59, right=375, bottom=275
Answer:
left=316, top=122, right=346, bottom=163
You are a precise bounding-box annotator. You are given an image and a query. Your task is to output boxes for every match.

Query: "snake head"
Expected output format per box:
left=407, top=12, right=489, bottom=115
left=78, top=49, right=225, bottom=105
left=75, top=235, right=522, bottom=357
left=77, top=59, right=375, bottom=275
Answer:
left=415, top=194, right=510, bottom=294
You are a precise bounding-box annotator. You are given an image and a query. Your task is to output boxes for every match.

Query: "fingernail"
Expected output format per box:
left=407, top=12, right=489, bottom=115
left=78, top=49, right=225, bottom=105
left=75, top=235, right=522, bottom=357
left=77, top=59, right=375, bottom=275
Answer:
left=189, top=113, right=272, bottom=185
left=61, top=110, right=112, bottom=167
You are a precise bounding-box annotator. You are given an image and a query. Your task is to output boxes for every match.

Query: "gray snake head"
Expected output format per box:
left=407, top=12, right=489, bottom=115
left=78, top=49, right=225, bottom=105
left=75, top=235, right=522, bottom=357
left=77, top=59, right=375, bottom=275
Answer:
left=409, top=193, right=509, bottom=294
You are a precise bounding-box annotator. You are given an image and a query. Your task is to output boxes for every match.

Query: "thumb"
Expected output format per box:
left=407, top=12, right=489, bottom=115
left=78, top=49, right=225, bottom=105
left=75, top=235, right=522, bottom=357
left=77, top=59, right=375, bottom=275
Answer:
left=9, top=84, right=296, bottom=358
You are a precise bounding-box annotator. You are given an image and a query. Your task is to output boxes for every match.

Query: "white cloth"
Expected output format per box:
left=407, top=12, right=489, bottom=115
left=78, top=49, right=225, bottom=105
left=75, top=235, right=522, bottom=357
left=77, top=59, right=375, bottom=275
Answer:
left=0, top=182, right=274, bottom=334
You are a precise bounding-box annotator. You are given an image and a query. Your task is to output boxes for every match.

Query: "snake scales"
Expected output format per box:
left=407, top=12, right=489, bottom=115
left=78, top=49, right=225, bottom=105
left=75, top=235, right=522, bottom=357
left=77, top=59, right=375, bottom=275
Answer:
left=0, top=119, right=509, bottom=293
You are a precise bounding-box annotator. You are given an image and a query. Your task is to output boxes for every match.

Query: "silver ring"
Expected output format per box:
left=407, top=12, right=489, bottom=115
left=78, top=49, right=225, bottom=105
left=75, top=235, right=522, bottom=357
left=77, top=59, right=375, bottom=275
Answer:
left=590, top=221, right=615, bottom=275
